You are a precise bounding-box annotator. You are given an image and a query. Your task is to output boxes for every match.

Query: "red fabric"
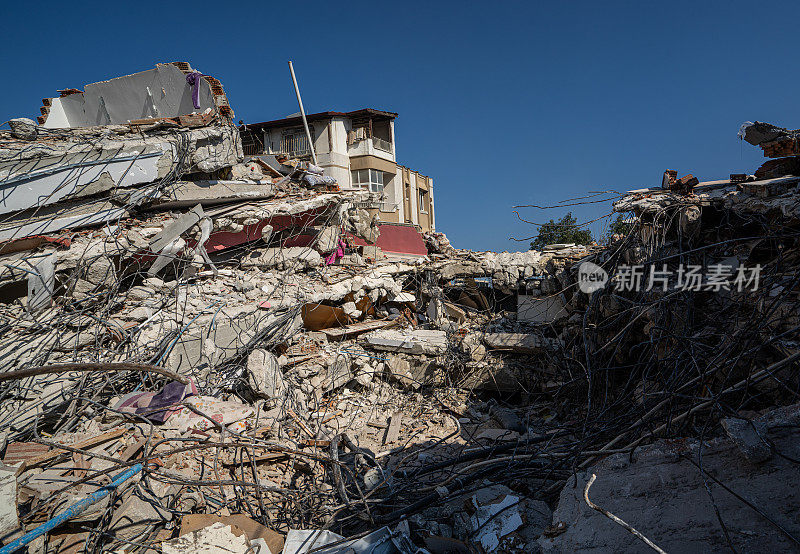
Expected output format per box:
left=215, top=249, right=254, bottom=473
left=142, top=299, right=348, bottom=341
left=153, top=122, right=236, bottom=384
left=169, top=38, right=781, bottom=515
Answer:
left=350, top=223, right=428, bottom=256
left=199, top=208, right=326, bottom=252
left=283, top=234, right=315, bottom=248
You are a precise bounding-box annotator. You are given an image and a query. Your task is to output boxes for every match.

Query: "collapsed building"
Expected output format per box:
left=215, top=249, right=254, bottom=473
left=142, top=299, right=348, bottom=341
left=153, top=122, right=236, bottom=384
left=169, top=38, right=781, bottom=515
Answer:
left=0, top=62, right=798, bottom=553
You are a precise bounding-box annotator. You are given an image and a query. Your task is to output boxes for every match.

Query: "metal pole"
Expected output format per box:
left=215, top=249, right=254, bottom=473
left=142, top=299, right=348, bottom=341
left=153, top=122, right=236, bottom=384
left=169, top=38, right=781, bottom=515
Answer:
left=288, top=61, right=317, bottom=166
left=0, top=463, right=144, bottom=553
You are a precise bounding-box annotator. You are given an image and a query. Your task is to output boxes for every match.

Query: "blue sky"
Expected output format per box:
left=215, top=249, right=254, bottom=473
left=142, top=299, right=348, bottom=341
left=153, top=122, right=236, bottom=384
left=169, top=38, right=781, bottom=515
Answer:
left=0, top=1, right=792, bottom=251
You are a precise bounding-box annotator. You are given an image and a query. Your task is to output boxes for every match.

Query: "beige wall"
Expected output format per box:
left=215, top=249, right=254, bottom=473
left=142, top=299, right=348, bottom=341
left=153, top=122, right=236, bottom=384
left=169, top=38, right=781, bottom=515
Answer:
left=390, top=166, right=434, bottom=233
left=415, top=174, right=433, bottom=232
left=350, top=155, right=397, bottom=174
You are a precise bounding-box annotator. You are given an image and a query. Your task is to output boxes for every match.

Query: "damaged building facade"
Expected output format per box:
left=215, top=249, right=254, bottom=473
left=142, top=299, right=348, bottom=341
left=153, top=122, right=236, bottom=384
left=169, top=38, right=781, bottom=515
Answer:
left=240, top=109, right=436, bottom=233
left=0, top=61, right=798, bottom=554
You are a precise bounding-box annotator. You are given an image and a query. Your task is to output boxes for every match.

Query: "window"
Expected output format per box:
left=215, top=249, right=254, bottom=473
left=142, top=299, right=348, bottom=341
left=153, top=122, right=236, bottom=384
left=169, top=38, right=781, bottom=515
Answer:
left=418, top=190, right=428, bottom=213
left=351, top=168, right=384, bottom=193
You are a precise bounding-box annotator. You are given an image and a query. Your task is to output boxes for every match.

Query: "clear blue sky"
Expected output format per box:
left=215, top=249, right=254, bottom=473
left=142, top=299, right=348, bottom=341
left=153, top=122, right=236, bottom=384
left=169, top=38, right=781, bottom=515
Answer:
left=1, top=1, right=791, bottom=251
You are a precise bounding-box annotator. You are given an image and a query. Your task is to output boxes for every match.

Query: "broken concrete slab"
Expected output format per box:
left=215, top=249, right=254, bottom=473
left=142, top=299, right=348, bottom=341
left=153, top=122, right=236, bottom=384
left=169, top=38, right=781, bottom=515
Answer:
left=180, top=514, right=284, bottom=554
left=517, top=293, right=567, bottom=324
left=721, top=417, right=771, bottom=463
left=164, top=307, right=302, bottom=379
left=0, top=143, right=163, bottom=215
left=315, top=226, right=341, bottom=254
left=108, top=492, right=172, bottom=541
left=41, top=62, right=233, bottom=128
left=0, top=466, right=19, bottom=537
left=0, top=198, right=127, bottom=244
left=540, top=425, right=800, bottom=553
left=242, top=247, right=322, bottom=271
left=364, top=329, right=448, bottom=356
left=451, top=484, right=551, bottom=553
left=247, top=349, right=286, bottom=403
left=26, top=253, right=55, bottom=313
left=0, top=124, right=242, bottom=218
left=163, top=522, right=250, bottom=554
left=483, top=333, right=553, bottom=353
left=150, top=204, right=205, bottom=253
left=8, top=118, right=37, bottom=140
left=325, top=354, right=352, bottom=393
left=144, top=180, right=276, bottom=210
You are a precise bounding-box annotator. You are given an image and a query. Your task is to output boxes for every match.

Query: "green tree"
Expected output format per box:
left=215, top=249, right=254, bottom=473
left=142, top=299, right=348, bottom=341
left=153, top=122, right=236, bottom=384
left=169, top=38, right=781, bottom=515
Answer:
left=530, top=212, right=593, bottom=250
left=603, top=214, right=633, bottom=243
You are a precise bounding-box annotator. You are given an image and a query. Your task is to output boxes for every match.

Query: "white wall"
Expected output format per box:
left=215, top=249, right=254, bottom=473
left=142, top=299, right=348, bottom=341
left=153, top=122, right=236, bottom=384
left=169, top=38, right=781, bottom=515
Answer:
left=44, top=64, right=218, bottom=128
left=395, top=167, right=405, bottom=222
left=263, top=118, right=353, bottom=188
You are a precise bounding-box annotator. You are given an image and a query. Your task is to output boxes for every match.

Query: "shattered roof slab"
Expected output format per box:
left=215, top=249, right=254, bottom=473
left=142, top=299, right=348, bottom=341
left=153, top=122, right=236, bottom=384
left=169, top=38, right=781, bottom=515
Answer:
left=39, top=62, right=234, bottom=128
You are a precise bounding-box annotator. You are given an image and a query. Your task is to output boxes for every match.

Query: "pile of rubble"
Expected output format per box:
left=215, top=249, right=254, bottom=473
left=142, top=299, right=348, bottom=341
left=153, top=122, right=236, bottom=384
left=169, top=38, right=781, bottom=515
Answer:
left=1, top=64, right=799, bottom=553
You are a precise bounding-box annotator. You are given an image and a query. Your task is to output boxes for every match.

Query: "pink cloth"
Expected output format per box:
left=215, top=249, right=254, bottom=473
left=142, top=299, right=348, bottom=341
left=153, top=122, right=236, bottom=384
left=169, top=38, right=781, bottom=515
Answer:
left=325, top=239, right=346, bottom=265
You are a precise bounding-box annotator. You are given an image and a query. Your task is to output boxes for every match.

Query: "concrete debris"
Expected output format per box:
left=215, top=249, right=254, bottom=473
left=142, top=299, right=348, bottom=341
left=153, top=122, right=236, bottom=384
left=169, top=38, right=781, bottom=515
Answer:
left=248, top=349, right=286, bottom=402
left=40, top=62, right=234, bottom=128
left=0, top=466, right=19, bottom=537
left=482, top=332, right=553, bottom=353
left=162, top=522, right=251, bottom=554
left=364, top=329, right=448, bottom=355
left=419, top=483, right=551, bottom=553
left=283, top=530, right=345, bottom=554
left=541, top=412, right=800, bottom=552
left=0, top=74, right=798, bottom=553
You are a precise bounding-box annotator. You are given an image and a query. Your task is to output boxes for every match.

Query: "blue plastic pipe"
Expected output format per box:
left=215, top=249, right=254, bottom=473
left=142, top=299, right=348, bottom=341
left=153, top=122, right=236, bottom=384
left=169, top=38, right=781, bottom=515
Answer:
left=0, top=463, right=143, bottom=553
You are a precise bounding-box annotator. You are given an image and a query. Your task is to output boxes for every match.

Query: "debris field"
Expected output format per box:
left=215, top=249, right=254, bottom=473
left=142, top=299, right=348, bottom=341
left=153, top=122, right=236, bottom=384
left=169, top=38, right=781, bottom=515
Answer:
left=0, top=65, right=799, bottom=553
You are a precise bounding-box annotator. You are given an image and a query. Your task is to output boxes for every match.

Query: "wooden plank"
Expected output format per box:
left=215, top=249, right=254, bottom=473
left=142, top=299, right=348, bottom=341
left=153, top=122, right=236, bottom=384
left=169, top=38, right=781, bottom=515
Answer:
left=3, top=442, right=49, bottom=466
left=287, top=409, right=315, bottom=439
left=383, top=413, right=402, bottom=445
left=118, top=438, right=146, bottom=462
left=24, top=428, right=127, bottom=469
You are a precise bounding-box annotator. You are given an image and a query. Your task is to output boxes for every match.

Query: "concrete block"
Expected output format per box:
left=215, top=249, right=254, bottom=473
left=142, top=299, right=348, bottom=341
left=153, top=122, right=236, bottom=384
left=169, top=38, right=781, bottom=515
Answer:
left=540, top=424, right=800, bottom=553
left=721, top=418, right=771, bottom=463
left=325, top=354, right=352, bottom=392
left=365, top=329, right=448, bottom=356
left=315, top=226, right=341, bottom=254
left=163, top=522, right=250, bottom=554
left=247, top=349, right=286, bottom=403
left=27, top=253, right=55, bottom=313
left=483, top=333, right=555, bottom=353
left=150, top=204, right=204, bottom=253
left=109, top=493, right=172, bottom=541
left=517, top=293, right=566, bottom=324
left=0, top=466, right=19, bottom=536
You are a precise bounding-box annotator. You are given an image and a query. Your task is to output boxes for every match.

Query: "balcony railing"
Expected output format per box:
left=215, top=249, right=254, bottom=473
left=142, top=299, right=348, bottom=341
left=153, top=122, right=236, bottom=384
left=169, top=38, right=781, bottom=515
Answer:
left=280, top=134, right=312, bottom=157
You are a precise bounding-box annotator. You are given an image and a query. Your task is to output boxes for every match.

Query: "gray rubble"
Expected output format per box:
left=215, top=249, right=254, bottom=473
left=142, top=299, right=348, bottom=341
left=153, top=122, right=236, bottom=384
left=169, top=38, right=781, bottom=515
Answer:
left=0, top=71, right=799, bottom=554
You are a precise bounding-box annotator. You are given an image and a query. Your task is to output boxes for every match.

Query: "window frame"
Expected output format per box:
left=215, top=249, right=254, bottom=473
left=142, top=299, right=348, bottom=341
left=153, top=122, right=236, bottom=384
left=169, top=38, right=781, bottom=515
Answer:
left=351, top=168, right=384, bottom=194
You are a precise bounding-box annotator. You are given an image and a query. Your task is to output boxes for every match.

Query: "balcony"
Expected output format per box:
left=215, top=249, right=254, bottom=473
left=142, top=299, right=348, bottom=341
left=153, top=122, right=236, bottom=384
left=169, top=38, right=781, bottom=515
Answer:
left=280, top=133, right=312, bottom=158
left=347, top=137, right=394, bottom=162
left=372, top=136, right=393, bottom=153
